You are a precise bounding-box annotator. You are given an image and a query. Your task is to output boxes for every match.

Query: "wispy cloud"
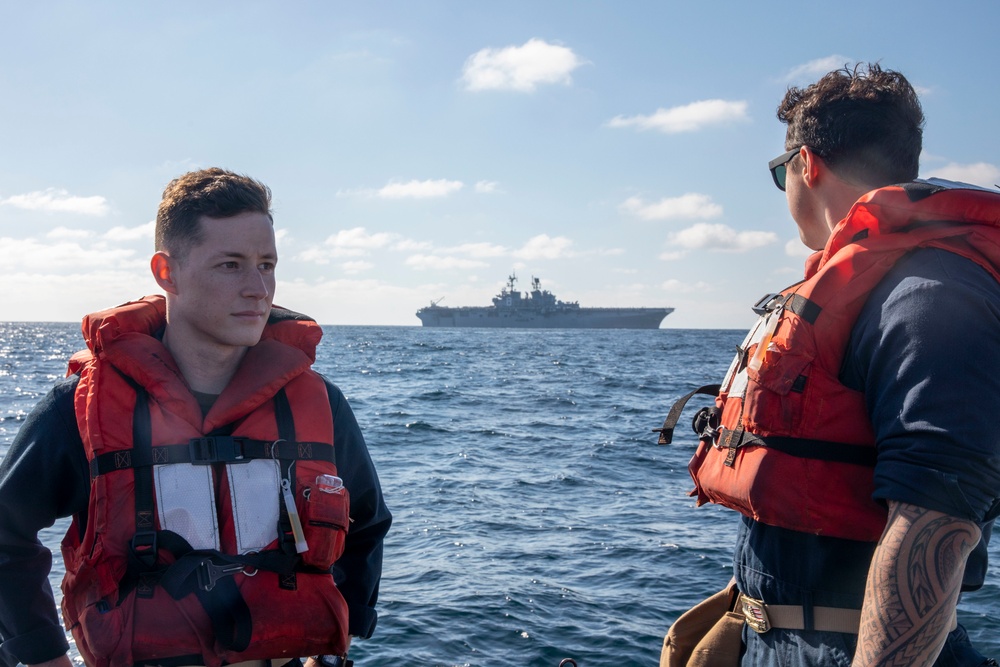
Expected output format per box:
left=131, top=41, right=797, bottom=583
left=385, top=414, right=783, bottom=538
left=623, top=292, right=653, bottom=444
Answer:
left=104, top=221, right=155, bottom=242
left=661, top=278, right=713, bottom=293
left=0, top=188, right=110, bottom=216
left=620, top=194, right=723, bottom=221
left=783, top=55, right=853, bottom=83
left=923, top=162, right=1000, bottom=189
left=475, top=180, right=501, bottom=194
left=461, top=38, right=584, bottom=92
left=405, top=255, right=489, bottom=270
left=342, top=260, right=374, bottom=275
left=0, top=236, right=143, bottom=271
left=441, top=242, right=509, bottom=258
left=378, top=179, right=464, bottom=199
left=46, top=226, right=93, bottom=240
left=512, top=234, right=575, bottom=260
left=667, top=223, right=777, bottom=252
left=608, top=100, right=748, bottom=134
left=298, top=227, right=401, bottom=263
left=785, top=239, right=814, bottom=257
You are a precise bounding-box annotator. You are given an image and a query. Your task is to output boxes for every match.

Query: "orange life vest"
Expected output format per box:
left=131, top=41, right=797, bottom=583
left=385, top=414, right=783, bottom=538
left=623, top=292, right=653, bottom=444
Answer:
left=60, top=296, right=351, bottom=667
left=682, top=181, right=1000, bottom=542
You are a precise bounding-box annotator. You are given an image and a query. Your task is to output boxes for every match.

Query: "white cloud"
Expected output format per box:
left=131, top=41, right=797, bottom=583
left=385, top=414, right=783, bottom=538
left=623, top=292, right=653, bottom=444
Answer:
left=405, top=254, right=489, bottom=270
left=785, top=239, right=814, bottom=257
left=783, top=55, right=852, bottom=83
left=392, top=238, right=434, bottom=252
left=461, top=38, right=584, bottom=92
left=47, top=226, right=93, bottom=240
left=475, top=180, right=501, bottom=194
left=668, top=223, right=777, bottom=252
left=297, top=247, right=338, bottom=264
left=621, top=194, right=723, bottom=221
left=658, top=250, right=687, bottom=261
left=661, top=279, right=713, bottom=294
left=326, top=226, right=397, bottom=250
left=0, top=188, right=110, bottom=216
left=513, top=234, right=574, bottom=260
left=0, top=236, right=142, bottom=271
left=104, top=220, right=155, bottom=242
left=923, top=162, right=1000, bottom=189
left=608, top=100, right=748, bottom=134
left=299, top=226, right=401, bottom=263
left=342, top=260, right=374, bottom=275
left=378, top=179, right=464, bottom=199
left=441, top=242, right=509, bottom=258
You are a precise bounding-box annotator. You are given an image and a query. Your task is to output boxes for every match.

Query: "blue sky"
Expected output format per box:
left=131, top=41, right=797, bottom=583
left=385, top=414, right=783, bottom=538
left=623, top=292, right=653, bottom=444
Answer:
left=2, top=1, right=998, bottom=329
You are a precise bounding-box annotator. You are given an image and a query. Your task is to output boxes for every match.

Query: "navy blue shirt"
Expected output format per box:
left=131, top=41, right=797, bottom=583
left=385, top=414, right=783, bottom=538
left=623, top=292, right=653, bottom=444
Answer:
left=736, top=247, right=1000, bottom=666
left=0, top=375, right=391, bottom=667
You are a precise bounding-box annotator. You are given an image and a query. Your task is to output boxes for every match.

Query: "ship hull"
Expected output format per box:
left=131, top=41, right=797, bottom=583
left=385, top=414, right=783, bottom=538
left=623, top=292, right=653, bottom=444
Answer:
left=416, top=307, right=673, bottom=329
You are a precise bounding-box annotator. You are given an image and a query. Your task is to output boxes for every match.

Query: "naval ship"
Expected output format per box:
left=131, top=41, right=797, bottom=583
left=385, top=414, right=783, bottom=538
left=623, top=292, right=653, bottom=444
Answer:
left=415, top=274, right=673, bottom=329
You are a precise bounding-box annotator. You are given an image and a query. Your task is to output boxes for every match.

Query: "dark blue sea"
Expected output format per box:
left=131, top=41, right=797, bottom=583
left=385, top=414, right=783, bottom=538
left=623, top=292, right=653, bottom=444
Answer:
left=1, top=323, right=998, bottom=666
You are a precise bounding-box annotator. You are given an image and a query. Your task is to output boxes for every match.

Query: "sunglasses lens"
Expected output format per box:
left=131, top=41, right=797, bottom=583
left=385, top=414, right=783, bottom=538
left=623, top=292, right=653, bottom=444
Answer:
left=776, top=165, right=787, bottom=191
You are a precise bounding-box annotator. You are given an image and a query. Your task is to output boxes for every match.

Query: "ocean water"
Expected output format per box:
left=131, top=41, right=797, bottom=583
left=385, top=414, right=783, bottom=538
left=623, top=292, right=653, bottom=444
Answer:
left=1, top=322, right=998, bottom=666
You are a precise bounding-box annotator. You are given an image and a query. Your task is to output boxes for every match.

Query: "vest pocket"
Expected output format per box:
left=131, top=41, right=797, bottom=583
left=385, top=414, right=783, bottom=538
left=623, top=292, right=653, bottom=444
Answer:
left=299, top=480, right=350, bottom=570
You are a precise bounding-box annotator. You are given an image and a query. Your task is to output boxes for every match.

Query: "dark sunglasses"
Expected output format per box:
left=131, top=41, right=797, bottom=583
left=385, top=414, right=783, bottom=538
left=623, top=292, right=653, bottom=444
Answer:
left=768, top=147, right=801, bottom=191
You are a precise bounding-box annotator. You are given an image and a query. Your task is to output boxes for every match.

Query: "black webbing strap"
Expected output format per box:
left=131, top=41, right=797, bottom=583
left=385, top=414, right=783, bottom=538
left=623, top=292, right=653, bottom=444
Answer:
left=131, top=388, right=158, bottom=583
left=653, top=384, right=721, bottom=445
left=759, top=435, right=877, bottom=467
left=273, top=388, right=299, bottom=589
left=718, top=427, right=877, bottom=467
left=89, top=438, right=336, bottom=477
left=784, top=293, right=822, bottom=325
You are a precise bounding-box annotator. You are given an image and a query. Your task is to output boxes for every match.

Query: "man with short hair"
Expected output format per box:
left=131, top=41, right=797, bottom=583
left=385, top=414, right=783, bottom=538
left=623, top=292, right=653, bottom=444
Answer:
left=668, top=64, right=1000, bottom=665
left=0, top=168, right=391, bottom=667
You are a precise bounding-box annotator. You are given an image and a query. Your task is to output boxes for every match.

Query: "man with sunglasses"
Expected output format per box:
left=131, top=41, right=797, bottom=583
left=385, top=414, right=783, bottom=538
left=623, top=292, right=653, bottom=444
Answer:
left=678, top=64, right=1000, bottom=665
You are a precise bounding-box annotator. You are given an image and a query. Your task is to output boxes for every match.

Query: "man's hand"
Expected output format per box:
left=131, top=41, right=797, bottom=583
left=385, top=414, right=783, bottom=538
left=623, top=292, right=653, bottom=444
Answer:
left=27, top=655, right=74, bottom=667
left=853, top=501, right=980, bottom=667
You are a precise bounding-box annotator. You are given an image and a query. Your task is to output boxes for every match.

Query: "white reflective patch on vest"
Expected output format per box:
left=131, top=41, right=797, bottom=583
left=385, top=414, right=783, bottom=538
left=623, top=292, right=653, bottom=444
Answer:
left=724, top=316, right=767, bottom=399
left=228, top=459, right=281, bottom=553
left=154, top=465, right=220, bottom=551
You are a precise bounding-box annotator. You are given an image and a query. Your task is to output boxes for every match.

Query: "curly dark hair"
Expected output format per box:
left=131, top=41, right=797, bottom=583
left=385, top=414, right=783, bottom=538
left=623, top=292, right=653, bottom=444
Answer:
left=777, top=63, right=924, bottom=187
left=155, top=168, right=272, bottom=259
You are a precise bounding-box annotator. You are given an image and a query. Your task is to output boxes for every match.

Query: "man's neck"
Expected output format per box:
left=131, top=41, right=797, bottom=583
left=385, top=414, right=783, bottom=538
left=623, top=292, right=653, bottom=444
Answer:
left=162, top=327, right=249, bottom=394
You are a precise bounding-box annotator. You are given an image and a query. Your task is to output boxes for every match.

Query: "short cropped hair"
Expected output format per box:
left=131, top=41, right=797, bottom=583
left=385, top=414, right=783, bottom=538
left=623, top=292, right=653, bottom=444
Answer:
left=155, top=168, right=272, bottom=260
left=778, top=63, right=924, bottom=187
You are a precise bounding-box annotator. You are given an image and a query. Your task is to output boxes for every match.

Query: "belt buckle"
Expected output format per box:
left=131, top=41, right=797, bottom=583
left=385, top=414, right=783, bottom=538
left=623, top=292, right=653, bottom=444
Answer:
left=739, top=594, right=771, bottom=633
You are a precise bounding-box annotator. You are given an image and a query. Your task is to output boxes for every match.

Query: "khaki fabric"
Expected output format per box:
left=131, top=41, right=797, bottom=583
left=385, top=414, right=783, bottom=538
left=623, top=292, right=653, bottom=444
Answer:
left=661, top=581, right=743, bottom=667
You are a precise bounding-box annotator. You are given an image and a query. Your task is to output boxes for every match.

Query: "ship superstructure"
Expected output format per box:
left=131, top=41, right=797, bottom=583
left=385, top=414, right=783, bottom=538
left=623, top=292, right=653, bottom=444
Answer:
left=415, top=274, right=672, bottom=329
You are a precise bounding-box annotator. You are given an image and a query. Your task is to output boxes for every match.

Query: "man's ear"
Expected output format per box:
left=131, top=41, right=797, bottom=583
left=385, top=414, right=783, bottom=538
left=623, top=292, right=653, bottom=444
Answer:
left=800, top=146, right=823, bottom=188
left=151, top=251, right=179, bottom=294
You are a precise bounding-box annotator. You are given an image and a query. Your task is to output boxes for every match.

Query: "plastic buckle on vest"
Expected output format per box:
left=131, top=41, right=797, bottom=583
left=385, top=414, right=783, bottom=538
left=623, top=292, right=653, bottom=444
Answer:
left=189, top=436, right=247, bottom=464
left=196, top=558, right=244, bottom=591
left=739, top=594, right=772, bottom=633
left=130, top=531, right=158, bottom=569
left=316, top=657, right=354, bottom=667
left=751, top=292, right=782, bottom=316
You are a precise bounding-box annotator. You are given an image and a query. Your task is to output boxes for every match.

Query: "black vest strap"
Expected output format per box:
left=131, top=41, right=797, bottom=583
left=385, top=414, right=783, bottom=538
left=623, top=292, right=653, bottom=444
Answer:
left=273, top=388, right=300, bottom=585
left=719, top=427, right=877, bottom=467
left=653, top=384, right=721, bottom=445
left=784, top=292, right=822, bottom=325
left=89, top=437, right=336, bottom=477
left=131, top=388, right=158, bottom=579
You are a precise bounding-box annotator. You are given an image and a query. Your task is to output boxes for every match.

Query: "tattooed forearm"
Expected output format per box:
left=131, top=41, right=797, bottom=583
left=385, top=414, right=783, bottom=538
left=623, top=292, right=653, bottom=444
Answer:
left=852, top=501, right=981, bottom=667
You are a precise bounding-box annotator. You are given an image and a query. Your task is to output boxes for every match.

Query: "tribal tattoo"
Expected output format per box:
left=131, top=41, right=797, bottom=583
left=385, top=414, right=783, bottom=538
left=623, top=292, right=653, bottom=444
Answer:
left=852, top=501, right=981, bottom=667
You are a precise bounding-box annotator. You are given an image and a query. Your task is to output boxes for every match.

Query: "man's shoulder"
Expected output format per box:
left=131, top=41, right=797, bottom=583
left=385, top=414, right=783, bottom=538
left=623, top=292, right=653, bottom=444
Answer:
left=873, top=246, right=1000, bottom=309
left=39, top=373, right=81, bottom=414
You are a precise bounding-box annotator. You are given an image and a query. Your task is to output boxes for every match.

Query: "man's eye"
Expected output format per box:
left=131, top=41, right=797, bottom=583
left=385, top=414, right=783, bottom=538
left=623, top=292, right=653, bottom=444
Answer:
left=221, top=261, right=239, bottom=269
left=259, top=262, right=276, bottom=272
